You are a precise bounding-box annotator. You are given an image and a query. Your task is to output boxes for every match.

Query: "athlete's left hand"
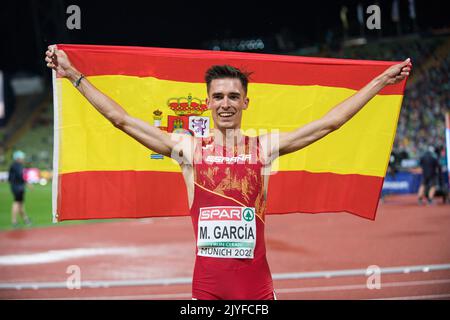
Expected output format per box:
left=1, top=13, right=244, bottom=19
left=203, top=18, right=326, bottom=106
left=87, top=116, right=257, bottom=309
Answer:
left=381, top=58, right=412, bottom=86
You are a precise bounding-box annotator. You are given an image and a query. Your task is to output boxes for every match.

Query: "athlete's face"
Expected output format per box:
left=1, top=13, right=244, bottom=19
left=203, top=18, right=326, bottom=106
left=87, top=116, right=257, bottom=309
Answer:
left=207, top=78, right=249, bottom=131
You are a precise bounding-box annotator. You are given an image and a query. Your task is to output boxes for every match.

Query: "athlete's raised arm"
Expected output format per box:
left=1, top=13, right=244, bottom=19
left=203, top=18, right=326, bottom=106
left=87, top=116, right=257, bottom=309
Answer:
left=263, top=58, right=412, bottom=159
left=45, top=45, right=192, bottom=160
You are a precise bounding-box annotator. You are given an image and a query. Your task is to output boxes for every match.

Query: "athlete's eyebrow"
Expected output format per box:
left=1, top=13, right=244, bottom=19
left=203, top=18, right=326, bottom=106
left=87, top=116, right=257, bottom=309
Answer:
left=211, top=90, right=241, bottom=98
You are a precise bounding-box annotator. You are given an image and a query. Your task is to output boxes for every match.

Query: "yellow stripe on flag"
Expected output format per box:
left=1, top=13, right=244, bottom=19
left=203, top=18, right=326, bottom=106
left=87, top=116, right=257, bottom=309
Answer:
left=58, top=76, right=402, bottom=177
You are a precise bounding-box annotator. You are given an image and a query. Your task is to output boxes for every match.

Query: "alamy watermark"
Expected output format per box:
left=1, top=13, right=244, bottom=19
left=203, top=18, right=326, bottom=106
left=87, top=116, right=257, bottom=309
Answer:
left=366, top=5, right=381, bottom=30
left=66, top=5, right=81, bottom=30
left=66, top=264, right=81, bottom=289
left=366, top=265, right=381, bottom=290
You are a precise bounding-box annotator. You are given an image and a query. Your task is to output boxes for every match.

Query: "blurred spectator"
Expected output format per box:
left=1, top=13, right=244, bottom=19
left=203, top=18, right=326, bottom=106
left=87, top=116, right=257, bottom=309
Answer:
left=8, top=150, right=32, bottom=228
left=417, top=146, right=440, bottom=205
left=434, top=145, right=449, bottom=203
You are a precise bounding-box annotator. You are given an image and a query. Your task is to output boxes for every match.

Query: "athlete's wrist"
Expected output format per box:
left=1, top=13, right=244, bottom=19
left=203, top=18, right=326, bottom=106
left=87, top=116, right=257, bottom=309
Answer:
left=65, top=67, right=82, bottom=83
left=371, top=74, right=388, bottom=90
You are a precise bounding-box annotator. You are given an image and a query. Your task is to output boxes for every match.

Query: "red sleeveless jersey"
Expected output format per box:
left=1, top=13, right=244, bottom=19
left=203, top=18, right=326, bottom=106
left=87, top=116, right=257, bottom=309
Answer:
left=190, top=135, right=274, bottom=300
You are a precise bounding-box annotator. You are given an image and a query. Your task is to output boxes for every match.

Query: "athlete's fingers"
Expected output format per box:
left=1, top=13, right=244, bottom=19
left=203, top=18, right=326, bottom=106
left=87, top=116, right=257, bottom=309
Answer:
left=48, top=52, right=59, bottom=67
left=48, top=45, right=56, bottom=54
left=392, top=58, right=411, bottom=74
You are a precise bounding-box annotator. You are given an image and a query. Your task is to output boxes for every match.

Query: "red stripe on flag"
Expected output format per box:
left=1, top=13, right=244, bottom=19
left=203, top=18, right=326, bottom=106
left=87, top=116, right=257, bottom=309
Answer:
left=56, top=44, right=406, bottom=95
left=267, top=171, right=383, bottom=220
left=57, top=171, right=189, bottom=221
left=57, top=170, right=382, bottom=221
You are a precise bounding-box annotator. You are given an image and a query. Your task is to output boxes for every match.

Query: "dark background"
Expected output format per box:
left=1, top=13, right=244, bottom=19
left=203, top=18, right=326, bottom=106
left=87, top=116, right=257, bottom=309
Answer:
left=1, top=0, right=449, bottom=75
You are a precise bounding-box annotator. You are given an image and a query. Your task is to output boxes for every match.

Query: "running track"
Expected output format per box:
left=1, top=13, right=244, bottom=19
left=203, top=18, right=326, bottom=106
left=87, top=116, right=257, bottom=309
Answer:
left=1, top=194, right=449, bottom=300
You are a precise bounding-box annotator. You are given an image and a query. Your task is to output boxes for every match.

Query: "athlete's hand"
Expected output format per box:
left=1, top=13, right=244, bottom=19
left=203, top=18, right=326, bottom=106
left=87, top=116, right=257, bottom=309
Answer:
left=380, top=58, right=412, bottom=86
left=44, top=45, right=76, bottom=78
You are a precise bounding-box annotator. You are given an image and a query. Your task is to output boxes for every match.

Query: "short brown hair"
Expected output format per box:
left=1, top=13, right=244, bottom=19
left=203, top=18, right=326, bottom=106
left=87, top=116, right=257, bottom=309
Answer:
left=205, top=65, right=252, bottom=94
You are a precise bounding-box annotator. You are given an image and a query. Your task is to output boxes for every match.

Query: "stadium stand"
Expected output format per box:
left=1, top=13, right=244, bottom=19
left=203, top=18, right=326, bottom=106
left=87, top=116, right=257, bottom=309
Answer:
left=0, top=91, right=52, bottom=171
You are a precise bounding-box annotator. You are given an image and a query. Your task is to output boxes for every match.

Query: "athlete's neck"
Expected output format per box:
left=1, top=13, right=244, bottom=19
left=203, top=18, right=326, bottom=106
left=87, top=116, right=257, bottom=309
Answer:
left=213, top=128, right=244, bottom=147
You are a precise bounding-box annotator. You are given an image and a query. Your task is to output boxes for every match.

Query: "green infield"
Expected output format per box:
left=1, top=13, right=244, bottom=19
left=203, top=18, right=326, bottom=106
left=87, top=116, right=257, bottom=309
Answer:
left=0, top=182, right=121, bottom=230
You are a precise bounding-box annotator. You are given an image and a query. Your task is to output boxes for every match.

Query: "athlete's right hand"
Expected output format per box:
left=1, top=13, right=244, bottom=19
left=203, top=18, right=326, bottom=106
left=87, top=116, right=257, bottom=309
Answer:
left=44, top=45, right=74, bottom=78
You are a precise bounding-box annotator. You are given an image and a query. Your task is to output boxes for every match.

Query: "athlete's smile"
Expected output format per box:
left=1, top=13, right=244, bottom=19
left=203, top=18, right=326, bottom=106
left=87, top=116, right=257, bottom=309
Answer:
left=218, top=110, right=236, bottom=118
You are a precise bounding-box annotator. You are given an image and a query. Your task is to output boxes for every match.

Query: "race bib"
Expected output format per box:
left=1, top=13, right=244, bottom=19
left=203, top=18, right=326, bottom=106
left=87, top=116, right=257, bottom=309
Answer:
left=197, top=206, right=256, bottom=259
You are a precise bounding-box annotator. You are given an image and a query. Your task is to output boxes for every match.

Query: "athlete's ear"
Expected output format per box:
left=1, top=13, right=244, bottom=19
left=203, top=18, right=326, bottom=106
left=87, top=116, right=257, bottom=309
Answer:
left=243, top=97, right=249, bottom=110
left=206, top=97, right=211, bottom=110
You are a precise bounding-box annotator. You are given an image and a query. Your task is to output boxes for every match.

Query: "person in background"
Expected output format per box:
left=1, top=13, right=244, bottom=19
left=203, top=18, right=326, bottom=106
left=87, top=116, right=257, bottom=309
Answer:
left=434, top=145, right=449, bottom=203
left=417, top=146, right=440, bottom=205
left=8, top=151, right=32, bottom=228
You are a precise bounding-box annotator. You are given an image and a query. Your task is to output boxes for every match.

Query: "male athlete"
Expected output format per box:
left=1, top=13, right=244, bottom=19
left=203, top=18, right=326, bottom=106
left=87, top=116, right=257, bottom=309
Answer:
left=45, top=45, right=411, bottom=299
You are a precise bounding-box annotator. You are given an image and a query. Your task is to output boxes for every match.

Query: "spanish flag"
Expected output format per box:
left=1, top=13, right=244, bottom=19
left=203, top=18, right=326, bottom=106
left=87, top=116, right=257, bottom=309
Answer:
left=52, top=44, right=407, bottom=222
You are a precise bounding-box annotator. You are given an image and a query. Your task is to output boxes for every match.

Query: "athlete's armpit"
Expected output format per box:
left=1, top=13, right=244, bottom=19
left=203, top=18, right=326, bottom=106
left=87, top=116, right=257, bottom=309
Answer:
left=258, top=132, right=281, bottom=164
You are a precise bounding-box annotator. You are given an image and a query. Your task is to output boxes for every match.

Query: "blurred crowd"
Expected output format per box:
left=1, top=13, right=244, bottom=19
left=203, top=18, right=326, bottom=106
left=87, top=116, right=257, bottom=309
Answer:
left=396, top=53, right=450, bottom=160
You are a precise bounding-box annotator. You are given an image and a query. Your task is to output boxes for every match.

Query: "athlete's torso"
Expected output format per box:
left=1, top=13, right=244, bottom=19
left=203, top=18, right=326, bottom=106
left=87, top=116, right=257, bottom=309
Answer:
left=184, top=135, right=274, bottom=300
